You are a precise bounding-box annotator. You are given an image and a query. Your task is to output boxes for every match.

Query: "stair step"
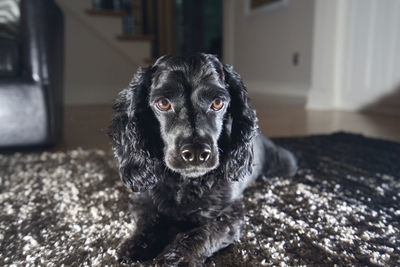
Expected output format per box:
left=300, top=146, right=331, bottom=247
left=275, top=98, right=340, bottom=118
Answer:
left=85, top=9, right=126, bottom=17
left=117, top=35, right=155, bottom=41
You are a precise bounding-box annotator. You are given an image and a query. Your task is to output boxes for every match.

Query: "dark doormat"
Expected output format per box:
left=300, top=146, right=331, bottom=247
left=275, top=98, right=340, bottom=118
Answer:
left=0, top=132, right=399, bottom=266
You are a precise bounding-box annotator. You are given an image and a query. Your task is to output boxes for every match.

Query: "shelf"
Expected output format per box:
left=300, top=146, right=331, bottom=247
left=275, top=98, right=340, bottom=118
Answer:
left=116, top=35, right=155, bottom=41
left=85, top=9, right=126, bottom=17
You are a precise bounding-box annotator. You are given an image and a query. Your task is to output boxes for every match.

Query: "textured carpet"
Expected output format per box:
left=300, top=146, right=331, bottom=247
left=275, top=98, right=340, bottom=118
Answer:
left=0, top=132, right=399, bottom=266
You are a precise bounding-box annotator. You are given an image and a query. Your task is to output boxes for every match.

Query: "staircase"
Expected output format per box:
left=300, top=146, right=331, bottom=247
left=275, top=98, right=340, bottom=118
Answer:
left=56, top=0, right=153, bottom=66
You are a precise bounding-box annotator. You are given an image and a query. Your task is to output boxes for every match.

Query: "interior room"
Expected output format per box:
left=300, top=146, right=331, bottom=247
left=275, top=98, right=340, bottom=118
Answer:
left=41, top=0, right=400, bottom=151
left=0, top=0, right=399, bottom=266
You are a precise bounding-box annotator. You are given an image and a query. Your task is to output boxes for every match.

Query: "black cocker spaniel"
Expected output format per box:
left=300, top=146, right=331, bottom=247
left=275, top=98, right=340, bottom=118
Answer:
left=109, top=53, right=297, bottom=266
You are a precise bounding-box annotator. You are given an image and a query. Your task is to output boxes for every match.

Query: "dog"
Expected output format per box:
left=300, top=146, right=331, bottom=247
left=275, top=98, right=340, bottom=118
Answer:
left=109, top=53, right=297, bottom=266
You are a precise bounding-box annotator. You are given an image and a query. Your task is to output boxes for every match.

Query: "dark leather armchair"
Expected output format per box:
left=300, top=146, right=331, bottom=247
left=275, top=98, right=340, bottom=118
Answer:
left=0, top=0, right=64, bottom=148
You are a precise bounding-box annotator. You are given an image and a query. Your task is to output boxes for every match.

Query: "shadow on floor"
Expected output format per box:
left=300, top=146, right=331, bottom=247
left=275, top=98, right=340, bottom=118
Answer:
left=361, top=85, right=400, bottom=117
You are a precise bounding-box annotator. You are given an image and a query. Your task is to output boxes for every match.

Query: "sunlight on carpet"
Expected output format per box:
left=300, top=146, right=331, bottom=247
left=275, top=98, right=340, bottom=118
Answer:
left=0, top=133, right=399, bottom=266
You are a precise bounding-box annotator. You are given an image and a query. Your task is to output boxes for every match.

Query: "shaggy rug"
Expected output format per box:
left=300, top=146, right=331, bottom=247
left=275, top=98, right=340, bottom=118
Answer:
left=0, top=132, right=399, bottom=266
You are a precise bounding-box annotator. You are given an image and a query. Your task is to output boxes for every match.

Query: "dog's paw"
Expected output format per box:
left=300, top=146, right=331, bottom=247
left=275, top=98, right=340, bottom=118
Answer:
left=117, top=235, right=155, bottom=263
left=117, top=238, right=139, bottom=264
left=154, top=253, right=203, bottom=267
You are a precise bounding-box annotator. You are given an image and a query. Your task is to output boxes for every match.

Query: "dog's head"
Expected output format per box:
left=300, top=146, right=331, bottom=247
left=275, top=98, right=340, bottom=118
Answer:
left=109, top=54, right=258, bottom=192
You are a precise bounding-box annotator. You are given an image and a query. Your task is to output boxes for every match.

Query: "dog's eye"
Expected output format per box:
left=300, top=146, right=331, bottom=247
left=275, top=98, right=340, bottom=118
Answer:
left=211, top=98, right=224, bottom=111
left=156, top=98, right=171, bottom=111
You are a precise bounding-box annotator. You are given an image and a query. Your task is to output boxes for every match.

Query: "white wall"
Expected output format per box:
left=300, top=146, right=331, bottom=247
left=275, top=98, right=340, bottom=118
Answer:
left=224, top=0, right=315, bottom=97
left=55, top=0, right=151, bottom=105
left=62, top=12, right=138, bottom=105
left=307, top=0, right=400, bottom=113
left=224, top=0, right=400, bottom=114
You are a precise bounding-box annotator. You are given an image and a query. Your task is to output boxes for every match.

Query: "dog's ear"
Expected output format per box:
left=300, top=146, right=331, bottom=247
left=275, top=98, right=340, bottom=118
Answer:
left=222, top=64, right=258, bottom=181
left=109, top=67, right=162, bottom=192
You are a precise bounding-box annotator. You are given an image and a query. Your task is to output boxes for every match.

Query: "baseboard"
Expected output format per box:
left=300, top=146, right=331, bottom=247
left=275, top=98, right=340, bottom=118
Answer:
left=244, top=80, right=308, bottom=108
left=245, top=80, right=309, bottom=97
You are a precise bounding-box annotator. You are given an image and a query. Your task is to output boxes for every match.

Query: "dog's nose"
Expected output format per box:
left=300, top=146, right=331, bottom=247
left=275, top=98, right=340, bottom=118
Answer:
left=180, top=144, right=211, bottom=164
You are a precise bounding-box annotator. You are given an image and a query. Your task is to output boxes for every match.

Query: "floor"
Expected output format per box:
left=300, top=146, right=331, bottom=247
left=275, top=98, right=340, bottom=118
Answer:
left=55, top=94, right=400, bottom=152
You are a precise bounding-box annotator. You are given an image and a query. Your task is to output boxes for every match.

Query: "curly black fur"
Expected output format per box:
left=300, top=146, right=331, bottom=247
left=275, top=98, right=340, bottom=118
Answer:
left=109, top=54, right=297, bottom=265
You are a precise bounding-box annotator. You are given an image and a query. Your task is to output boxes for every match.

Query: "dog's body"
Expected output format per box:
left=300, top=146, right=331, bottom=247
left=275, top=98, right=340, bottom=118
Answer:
left=109, top=54, right=296, bottom=265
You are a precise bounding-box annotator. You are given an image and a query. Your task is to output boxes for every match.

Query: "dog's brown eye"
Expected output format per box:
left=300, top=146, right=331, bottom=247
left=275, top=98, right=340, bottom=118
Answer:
left=156, top=99, right=171, bottom=111
left=211, top=98, right=224, bottom=111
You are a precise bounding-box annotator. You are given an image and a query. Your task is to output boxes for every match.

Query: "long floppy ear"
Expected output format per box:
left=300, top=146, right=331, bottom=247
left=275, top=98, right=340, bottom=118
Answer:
left=109, top=67, right=162, bottom=192
left=222, top=64, right=258, bottom=181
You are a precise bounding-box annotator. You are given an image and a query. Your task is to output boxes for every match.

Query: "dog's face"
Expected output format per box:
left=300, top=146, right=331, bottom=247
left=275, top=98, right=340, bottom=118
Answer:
left=149, top=60, right=230, bottom=178
left=110, top=54, right=257, bottom=192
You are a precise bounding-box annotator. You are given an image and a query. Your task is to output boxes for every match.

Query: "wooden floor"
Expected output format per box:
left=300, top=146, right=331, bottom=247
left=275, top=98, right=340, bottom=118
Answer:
left=55, top=96, right=400, bottom=151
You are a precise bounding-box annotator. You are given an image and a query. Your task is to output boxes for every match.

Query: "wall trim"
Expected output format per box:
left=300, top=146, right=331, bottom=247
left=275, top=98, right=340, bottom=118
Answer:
left=245, top=80, right=309, bottom=98
left=307, top=0, right=400, bottom=111
left=306, top=0, right=345, bottom=110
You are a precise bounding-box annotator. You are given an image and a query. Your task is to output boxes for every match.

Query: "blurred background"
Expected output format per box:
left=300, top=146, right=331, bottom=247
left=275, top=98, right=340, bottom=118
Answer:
left=0, top=0, right=399, bottom=151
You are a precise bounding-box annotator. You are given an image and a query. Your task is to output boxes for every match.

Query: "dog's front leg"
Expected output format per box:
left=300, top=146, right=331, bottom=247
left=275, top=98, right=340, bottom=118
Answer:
left=118, top=195, right=171, bottom=264
left=154, top=201, right=244, bottom=266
